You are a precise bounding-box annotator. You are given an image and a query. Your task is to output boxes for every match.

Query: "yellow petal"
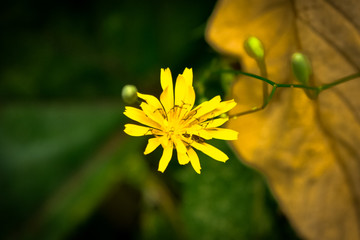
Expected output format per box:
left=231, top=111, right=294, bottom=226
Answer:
left=144, top=137, right=161, bottom=155
left=181, top=68, right=193, bottom=85
left=177, top=151, right=190, bottom=165
left=180, top=68, right=195, bottom=111
left=202, top=117, right=229, bottom=128
left=187, top=147, right=201, bottom=174
left=182, top=96, right=222, bottom=127
left=175, top=75, right=187, bottom=106
left=159, top=135, right=170, bottom=148
left=185, top=85, right=196, bottom=110
left=174, top=75, right=196, bottom=113
left=160, top=68, right=174, bottom=113
left=192, top=100, right=236, bottom=124
left=195, top=95, right=222, bottom=117
left=191, top=129, right=212, bottom=140
left=174, top=137, right=187, bottom=154
left=192, top=142, right=228, bottom=162
left=124, top=124, right=152, bottom=136
left=160, top=68, right=173, bottom=91
left=140, top=102, right=166, bottom=125
left=137, top=92, right=163, bottom=110
left=124, top=106, right=161, bottom=129
left=158, top=143, right=173, bottom=173
left=205, top=128, right=238, bottom=140
left=211, top=99, right=237, bottom=117
left=160, top=85, right=174, bottom=115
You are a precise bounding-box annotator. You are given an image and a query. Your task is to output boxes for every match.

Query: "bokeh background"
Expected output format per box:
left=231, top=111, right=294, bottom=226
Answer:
left=0, top=0, right=301, bottom=239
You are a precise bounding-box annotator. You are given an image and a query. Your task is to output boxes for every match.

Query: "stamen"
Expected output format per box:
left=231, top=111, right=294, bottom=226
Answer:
left=181, top=100, right=191, bottom=107
left=182, top=109, right=197, bottom=121
left=182, top=133, right=190, bottom=138
left=191, top=135, right=205, bottom=143
left=153, top=108, right=167, bottom=119
left=144, top=128, right=154, bottom=136
left=201, top=118, right=215, bottom=128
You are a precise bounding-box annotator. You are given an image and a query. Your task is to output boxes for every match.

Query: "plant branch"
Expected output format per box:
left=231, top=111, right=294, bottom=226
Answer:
left=217, top=70, right=360, bottom=119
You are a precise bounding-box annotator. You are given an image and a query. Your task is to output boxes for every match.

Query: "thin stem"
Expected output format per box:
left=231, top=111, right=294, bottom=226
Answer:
left=219, top=69, right=360, bottom=92
left=258, top=59, right=268, bottom=105
left=228, top=107, right=262, bottom=118
left=318, top=72, right=360, bottom=91
left=218, top=69, right=275, bottom=86
left=228, top=84, right=277, bottom=119
left=264, top=85, right=277, bottom=108
left=217, top=69, right=360, bottom=119
left=276, top=83, right=319, bottom=91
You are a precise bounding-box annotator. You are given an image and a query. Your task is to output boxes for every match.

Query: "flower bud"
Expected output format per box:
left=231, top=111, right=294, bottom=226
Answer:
left=122, top=84, right=138, bottom=104
left=291, top=53, right=312, bottom=85
left=244, top=36, right=265, bottom=61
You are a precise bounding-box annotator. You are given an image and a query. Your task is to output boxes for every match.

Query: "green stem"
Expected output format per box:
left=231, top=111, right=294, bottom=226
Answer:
left=318, top=72, right=360, bottom=91
left=276, top=83, right=319, bottom=91
left=258, top=59, right=268, bottom=105
left=264, top=85, right=277, bottom=108
left=219, top=69, right=359, bottom=92
left=218, top=69, right=360, bottom=119
left=218, top=70, right=275, bottom=85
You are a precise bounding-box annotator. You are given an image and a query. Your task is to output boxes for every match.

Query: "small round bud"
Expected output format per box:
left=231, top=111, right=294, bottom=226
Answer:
left=291, top=53, right=312, bottom=85
left=122, top=85, right=138, bottom=104
left=244, top=36, right=265, bottom=61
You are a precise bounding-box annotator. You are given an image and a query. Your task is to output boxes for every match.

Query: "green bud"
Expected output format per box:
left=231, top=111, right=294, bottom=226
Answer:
left=291, top=53, right=312, bottom=85
left=122, top=84, right=138, bottom=104
left=244, top=36, right=265, bottom=61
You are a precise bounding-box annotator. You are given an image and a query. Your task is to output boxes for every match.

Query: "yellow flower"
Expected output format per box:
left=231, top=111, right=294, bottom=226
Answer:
left=124, top=68, right=238, bottom=174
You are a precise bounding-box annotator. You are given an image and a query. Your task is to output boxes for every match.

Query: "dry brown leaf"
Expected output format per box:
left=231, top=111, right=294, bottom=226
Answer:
left=206, top=0, right=360, bottom=239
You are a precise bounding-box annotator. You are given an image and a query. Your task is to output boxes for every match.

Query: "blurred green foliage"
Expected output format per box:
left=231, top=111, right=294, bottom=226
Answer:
left=0, top=0, right=300, bottom=239
left=0, top=0, right=214, bottom=100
